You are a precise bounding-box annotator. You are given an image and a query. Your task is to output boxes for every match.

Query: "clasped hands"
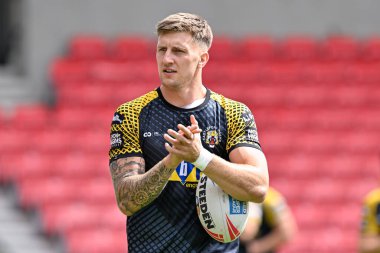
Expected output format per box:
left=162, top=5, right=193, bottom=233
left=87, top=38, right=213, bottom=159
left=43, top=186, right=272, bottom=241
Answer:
left=163, top=115, right=203, bottom=165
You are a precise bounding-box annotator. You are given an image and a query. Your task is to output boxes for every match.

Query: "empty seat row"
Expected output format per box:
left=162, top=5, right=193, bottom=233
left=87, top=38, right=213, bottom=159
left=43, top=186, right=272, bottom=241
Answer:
left=64, top=227, right=127, bottom=253
left=51, top=59, right=380, bottom=85
left=272, top=177, right=379, bottom=205
left=40, top=202, right=124, bottom=236
left=67, top=35, right=380, bottom=62
left=16, top=177, right=115, bottom=210
left=260, top=128, right=379, bottom=154
left=254, top=107, right=380, bottom=131
left=267, top=153, right=380, bottom=180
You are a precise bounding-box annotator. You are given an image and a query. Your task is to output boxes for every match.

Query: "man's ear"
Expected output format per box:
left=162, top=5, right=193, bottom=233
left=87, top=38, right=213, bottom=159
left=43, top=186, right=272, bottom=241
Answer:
left=198, top=52, right=209, bottom=68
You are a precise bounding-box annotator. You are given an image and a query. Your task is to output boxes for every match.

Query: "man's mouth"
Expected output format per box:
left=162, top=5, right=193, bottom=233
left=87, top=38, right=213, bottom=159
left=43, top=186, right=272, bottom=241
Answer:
left=163, top=69, right=176, bottom=73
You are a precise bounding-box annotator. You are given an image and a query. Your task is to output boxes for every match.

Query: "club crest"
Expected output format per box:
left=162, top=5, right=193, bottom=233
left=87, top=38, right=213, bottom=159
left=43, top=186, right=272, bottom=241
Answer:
left=203, top=126, right=220, bottom=148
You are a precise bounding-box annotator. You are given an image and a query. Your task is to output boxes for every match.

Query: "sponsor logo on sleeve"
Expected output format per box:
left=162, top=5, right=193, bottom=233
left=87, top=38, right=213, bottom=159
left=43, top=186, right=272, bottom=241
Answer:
left=242, top=111, right=254, bottom=126
left=110, top=131, right=123, bottom=148
left=112, top=112, right=124, bottom=124
left=246, top=127, right=259, bottom=142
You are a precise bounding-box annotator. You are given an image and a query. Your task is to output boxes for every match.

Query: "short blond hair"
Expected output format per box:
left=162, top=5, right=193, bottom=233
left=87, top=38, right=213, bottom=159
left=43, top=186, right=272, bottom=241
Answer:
left=156, top=12, right=213, bottom=50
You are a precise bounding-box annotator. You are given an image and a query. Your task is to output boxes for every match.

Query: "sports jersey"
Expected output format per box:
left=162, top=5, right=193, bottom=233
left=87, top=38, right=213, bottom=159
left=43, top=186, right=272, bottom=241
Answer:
left=109, top=87, right=261, bottom=253
left=360, top=187, right=380, bottom=236
left=239, top=187, right=287, bottom=253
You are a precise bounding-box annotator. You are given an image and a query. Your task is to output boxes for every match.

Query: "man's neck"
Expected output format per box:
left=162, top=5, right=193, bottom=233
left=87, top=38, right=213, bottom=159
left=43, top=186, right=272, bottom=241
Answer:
left=160, top=84, right=207, bottom=108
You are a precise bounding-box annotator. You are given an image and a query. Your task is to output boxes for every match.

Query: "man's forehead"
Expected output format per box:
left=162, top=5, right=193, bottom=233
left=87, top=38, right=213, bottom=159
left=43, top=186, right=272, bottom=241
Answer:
left=157, top=32, right=195, bottom=47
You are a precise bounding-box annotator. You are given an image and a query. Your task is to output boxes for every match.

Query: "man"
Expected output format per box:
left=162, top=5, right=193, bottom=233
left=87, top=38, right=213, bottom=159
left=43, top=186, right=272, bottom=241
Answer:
left=239, top=187, right=297, bottom=253
left=109, top=12, right=269, bottom=253
left=359, top=187, right=380, bottom=253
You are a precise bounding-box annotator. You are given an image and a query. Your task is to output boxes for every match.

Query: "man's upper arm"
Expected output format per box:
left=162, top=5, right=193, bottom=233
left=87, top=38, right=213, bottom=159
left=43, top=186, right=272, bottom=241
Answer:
left=109, top=157, right=146, bottom=182
left=229, top=146, right=267, bottom=169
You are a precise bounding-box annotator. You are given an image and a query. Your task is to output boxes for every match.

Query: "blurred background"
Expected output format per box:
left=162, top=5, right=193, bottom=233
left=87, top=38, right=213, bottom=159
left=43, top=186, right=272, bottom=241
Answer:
left=0, top=0, right=379, bottom=252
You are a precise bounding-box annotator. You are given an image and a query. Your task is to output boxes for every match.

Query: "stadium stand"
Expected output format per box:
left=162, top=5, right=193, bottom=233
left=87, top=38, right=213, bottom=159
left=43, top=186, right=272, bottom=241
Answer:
left=0, top=35, right=379, bottom=253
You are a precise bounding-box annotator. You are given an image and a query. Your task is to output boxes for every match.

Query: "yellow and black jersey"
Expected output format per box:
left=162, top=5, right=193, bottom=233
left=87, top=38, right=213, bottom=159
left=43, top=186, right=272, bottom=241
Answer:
left=360, top=187, right=380, bottom=236
left=240, top=187, right=287, bottom=253
left=257, top=187, right=287, bottom=240
left=109, top=87, right=261, bottom=253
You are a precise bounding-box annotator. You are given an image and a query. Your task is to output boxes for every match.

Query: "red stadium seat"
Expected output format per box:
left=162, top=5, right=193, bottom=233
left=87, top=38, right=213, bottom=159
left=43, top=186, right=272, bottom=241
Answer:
left=71, top=128, right=110, bottom=154
left=41, top=203, right=124, bottom=235
left=57, top=85, right=113, bottom=108
left=320, top=35, right=359, bottom=61
left=0, top=128, right=31, bottom=154
left=302, top=62, right=348, bottom=84
left=51, top=151, right=107, bottom=179
left=346, top=62, right=380, bottom=84
left=264, top=63, right=305, bottom=84
left=65, top=228, right=126, bottom=253
left=51, top=59, right=92, bottom=84
left=238, top=36, right=277, bottom=62
left=17, top=177, right=115, bottom=209
left=68, top=35, right=109, bottom=60
left=54, top=106, right=113, bottom=131
left=10, top=103, right=52, bottom=131
left=111, top=36, right=155, bottom=61
left=278, top=36, right=319, bottom=62
left=0, top=108, right=8, bottom=128
left=361, top=36, right=380, bottom=61
left=90, top=60, right=157, bottom=83
left=208, top=36, right=237, bottom=61
left=28, top=129, right=74, bottom=154
left=17, top=177, right=80, bottom=209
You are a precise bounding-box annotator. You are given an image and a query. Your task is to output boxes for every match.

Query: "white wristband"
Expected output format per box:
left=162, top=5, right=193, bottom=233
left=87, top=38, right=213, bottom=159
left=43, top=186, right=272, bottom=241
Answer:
left=192, top=148, right=213, bottom=171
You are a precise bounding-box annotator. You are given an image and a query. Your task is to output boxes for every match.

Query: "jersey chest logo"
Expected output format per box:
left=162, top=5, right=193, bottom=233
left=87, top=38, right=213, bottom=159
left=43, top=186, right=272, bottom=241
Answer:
left=169, top=161, right=201, bottom=189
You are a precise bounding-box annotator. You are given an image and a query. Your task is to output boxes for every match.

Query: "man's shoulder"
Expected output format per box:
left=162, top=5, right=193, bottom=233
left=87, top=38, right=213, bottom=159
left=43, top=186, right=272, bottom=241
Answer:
left=363, top=187, right=380, bottom=205
left=209, top=90, right=248, bottom=110
left=116, top=89, right=159, bottom=113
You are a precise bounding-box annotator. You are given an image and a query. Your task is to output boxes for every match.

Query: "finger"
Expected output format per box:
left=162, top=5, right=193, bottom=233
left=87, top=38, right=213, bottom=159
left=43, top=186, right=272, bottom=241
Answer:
left=163, top=133, right=177, bottom=145
left=164, top=142, right=172, bottom=152
left=188, top=125, right=202, bottom=134
left=167, top=129, right=180, bottom=139
left=165, top=142, right=179, bottom=153
left=165, top=142, right=185, bottom=157
left=177, top=124, right=193, bottom=139
left=190, top=115, right=199, bottom=126
left=168, top=128, right=190, bottom=145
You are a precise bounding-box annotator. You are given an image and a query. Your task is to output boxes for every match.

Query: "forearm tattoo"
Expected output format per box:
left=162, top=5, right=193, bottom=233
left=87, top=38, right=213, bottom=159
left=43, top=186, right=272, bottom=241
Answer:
left=110, top=158, right=175, bottom=214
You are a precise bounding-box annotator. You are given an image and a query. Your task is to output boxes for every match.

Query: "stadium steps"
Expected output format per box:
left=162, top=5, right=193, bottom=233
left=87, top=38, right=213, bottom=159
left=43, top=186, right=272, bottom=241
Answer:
left=0, top=186, right=62, bottom=253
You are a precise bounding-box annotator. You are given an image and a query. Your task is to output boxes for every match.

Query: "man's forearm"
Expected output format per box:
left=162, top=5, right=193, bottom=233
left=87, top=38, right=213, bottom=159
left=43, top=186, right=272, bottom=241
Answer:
left=204, top=154, right=268, bottom=203
left=359, top=236, right=380, bottom=253
left=110, top=157, right=178, bottom=216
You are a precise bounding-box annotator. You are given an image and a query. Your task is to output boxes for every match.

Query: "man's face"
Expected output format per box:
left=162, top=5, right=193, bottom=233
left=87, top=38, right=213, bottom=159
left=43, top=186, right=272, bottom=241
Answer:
left=156, top=32, right=204, bottom=89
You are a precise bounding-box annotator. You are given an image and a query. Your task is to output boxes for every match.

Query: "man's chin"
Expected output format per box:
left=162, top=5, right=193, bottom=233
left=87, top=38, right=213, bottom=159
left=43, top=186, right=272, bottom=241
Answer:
left=161, top=79, right=180, bottom=88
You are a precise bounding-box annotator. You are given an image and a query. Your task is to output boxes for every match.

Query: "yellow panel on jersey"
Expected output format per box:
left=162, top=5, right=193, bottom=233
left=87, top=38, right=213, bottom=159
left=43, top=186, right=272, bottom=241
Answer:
left=360, top=187, right=380, bottom=235
left=109, top=90, right=159, bottom=161
left=262, top=187, right=287, bottom=228
left=210, top=92, right=260, bottom=152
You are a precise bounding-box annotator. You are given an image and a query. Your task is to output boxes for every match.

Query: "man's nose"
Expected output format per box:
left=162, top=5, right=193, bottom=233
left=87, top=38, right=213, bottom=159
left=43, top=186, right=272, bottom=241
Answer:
left=162, top=51, right=174, bottom=64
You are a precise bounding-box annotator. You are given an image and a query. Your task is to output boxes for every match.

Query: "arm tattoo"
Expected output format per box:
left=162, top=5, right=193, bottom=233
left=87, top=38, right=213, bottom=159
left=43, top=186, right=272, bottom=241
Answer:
left=109, top=157, right=175, bottom=215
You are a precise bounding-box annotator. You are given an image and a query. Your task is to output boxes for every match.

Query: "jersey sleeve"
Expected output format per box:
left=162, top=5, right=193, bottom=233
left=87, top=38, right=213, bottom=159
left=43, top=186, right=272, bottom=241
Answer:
left=360, top=194, right=380, bottom=236
left=263, top=188, right=287, bottom=227
left=226, top=101, right=261, bottom=153
left=109, top=102, right=143, bottom=163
